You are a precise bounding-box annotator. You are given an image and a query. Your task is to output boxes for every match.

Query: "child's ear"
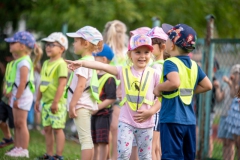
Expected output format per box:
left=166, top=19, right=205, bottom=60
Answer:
left=103, top=56, right=108, bottom=63
left=161, top=43, right=166, bottom=50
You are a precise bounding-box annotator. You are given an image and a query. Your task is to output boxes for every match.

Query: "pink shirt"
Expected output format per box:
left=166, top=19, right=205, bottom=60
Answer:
left=67, top=66, right=98, bottom=111
left=116, top=66, right=160, bottom=128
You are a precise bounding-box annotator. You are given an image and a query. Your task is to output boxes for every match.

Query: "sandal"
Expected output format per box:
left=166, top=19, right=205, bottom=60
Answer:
left=0, top=137, right=14, bottom=148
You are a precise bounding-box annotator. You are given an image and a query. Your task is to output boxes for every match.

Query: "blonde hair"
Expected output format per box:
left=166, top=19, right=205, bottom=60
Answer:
left=78, top=38, right=103, bottom=53
left=103, top=20, right=128, bottom=58
left=26, top=43, right=43, bottom=67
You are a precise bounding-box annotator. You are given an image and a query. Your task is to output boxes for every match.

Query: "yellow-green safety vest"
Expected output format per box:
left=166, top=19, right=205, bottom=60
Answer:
left=119, top=66, right=155, bottom=111
left=98, top=73, right=117, bottom=108
left=6, top=56, right=35, bottom=94
left=159, top=57, right=198, bottom=105
left=40, top=59, right=64, bottom=93
left=65, top=56, right=100, bottom=102
left=5, top=61, right=14, bottom=91
left=150, top=60, right=164, bottom=67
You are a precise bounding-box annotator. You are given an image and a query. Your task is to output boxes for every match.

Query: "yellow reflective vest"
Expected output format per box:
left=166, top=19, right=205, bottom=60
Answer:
left=98, top=73, right=117, bottom=108
left=40, top=59, right=64, bottom=93
left=6, top=56, right=35, bottom=94
left=120, top=66, right=155, bottom=111
left=160, top=57, right=198, bottom=105
left=65, top=56, right=100, bottom=102
left=5, top=61, right=14, bottom=91
left=150, top=60, right=164, bottom=67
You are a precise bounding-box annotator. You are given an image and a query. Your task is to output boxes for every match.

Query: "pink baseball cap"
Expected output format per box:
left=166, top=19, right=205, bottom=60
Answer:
left=147, top=27, right=168, bottom=40
left=130, top=27, right=151, bottom=36
left=128, top=34, right=153, bottom=51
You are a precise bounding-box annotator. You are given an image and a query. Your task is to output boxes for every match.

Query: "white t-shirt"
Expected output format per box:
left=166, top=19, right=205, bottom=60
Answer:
left=10, top=58, right=33, bottom=110
left=67, top=67, right=98, bottom=111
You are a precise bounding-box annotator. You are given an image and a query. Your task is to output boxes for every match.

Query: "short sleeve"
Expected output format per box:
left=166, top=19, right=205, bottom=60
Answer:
left=18, top=59, right=31, bottom=70
left=56, top=63, right=68, bottom=78
left=74, top=67, right=89, bottom=79
left=103, top=77, right=117, bottom=100
left=196, top=65, right=206, bottom=84
left=163, top=60, right=178, bottom=77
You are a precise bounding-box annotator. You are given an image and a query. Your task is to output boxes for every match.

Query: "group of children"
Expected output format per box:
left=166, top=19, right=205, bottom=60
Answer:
left=0, top=21, right=220, bottom=160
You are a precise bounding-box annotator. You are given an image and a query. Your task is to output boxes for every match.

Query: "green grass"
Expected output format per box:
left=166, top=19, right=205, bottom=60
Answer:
left=0, top=130, right=81, bottom=160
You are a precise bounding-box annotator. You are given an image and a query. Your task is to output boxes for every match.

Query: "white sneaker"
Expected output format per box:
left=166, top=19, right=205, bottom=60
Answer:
left=5, top=147, right=20, bottom=156
left=13, top=149, right=29, bottom=158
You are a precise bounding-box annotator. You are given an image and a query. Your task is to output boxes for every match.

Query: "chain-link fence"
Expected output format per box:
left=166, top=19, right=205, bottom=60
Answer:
left=193, top=39, right=240, bottom=160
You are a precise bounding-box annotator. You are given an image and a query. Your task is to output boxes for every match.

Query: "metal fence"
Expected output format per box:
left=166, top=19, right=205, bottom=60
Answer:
left=193, top=38, right=240, bottom=160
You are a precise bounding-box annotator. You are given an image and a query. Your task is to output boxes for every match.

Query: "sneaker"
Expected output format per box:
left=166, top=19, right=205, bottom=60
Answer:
left=11, top=149, right=29, bottom=158
left=37, top=153, right=52, bottom=160
left=5, top=147, right=22, bottom=156
left=52, top=154, right=64, bottom=160
left=0, top=137, right=14, bottom=148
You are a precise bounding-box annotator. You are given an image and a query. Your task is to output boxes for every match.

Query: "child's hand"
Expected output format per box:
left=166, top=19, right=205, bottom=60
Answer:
left=91, top=110, right=98, bottom=115
left=34, top=101, right=40, bottom=112
left=133, top=110, right=152, bottom=123
left=153, top=88, right=161, bottom=97
left=223, top=76, right=230, bottom=84
left=50, top=101, right=58, bottom=114
left=213, top=80, right=220, bottom=88
left=13, top=100, right=19, bottom=109
left=65, top=60, right=83, bottom=71
left=69, top=108, right=77, bottom=118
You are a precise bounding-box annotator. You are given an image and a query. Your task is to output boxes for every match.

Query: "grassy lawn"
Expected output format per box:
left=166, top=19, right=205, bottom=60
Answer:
left=0, top=130, right=81, bottom=159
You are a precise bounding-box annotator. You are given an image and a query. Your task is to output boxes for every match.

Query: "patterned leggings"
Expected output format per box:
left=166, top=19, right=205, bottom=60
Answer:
left=117, top=121, right=153, bottom=160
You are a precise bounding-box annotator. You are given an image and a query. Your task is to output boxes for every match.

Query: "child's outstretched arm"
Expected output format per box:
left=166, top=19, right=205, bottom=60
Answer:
left=153, top=72, right=180, bottom=97
left=65, top=60, right=118, bottom=76
left=133, top=99, right=161, bottom=123
left=194, top=77, right=212, bottom=94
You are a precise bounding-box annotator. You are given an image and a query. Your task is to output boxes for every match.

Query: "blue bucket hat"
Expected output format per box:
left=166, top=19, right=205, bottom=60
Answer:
left=5, top=31, right=36, bottom=49
left=93, top=44, right=114, bottom=61
left=162, top=23, right=197, bottom=53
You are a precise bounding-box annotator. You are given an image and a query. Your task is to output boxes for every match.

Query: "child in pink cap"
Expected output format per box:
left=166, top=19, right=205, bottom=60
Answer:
left=66, top=34, right=161, bottom=160
left=146, top=26, right=168, bottom=160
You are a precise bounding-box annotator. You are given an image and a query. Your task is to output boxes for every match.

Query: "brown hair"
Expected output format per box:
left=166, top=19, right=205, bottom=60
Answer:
left=79, top=38, right=103, bottom=53
left=152, top=38, right=166, bottom=48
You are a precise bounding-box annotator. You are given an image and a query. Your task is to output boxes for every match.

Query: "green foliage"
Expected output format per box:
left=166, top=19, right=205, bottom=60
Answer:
left=1, top=0, right=240, bottom=38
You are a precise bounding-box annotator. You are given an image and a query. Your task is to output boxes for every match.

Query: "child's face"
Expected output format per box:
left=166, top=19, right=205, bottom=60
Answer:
left=230, top=72, right=240, bottom=85
left=129, top=46, right=151, bottom=70
left=73, top=38, right=84, bottom=55
left=152, top=44, right=161, bottom=57
left=9, top=42, right=22, bottom=54
left=94, top=56, right=106, bottom=63
left=45, top=42, right=64, bottom=58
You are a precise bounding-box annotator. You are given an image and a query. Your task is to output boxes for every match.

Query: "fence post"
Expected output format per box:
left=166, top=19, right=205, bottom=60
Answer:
left=152, top=17, right=160, bottom=27
left=199, top=14, right=215, bottom=159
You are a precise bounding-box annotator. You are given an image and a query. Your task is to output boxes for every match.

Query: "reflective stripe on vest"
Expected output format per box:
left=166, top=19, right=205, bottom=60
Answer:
left=160, top=57, right=198, bottom=105
left=119, top=66, right=155, bottom=111
left=65, top=56, right=100, bottom=102
left=6, top=56, right=35, bottom=94
left=40, top=59, right=64, bottom=92
left=98, top=73, right=117, bottom=108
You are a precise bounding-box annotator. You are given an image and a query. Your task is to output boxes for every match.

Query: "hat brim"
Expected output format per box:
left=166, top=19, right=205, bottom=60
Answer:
left=66, top=33, right=83, bottom=38
left=4, top=38, right=16, bottom=43
left=41, top=37, right=55, bottom=42
left=162, top=23, right=173, bottom=34
left=130, top=44, right=153, bottom=52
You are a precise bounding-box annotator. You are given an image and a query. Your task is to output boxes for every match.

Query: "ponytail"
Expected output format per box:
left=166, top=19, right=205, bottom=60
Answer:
left=33, top=44, right=43, bottom=67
